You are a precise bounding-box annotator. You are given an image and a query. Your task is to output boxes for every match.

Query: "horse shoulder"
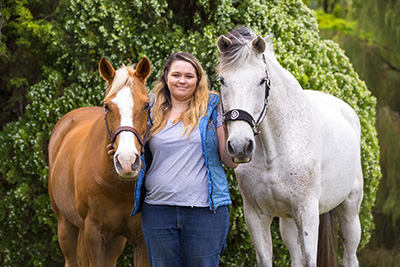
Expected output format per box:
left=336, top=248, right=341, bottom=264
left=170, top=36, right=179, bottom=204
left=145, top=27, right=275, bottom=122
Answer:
left=49, top=107, right=104, bottom=160
left=49, top=106, right=104, bottom=226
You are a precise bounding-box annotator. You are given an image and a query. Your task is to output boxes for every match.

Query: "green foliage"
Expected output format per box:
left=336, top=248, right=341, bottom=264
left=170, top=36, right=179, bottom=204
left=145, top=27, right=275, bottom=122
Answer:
left=376, top=107, right=400, bottom=229
left=353, top=0, right=400, bottom=70
left=358, top=246, right=400, bottom=267
left=0, top=0, right=381, bottom=266
left=303, top=0, right=354, bottom=16
left=315, top=9, right=356, bottom=34
left=0, top=0, right=58, bottom=128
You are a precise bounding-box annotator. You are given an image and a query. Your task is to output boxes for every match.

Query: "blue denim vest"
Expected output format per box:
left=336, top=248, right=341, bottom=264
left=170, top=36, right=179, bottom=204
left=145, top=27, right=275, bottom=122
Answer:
left=131, top=93, right=231, bottom=215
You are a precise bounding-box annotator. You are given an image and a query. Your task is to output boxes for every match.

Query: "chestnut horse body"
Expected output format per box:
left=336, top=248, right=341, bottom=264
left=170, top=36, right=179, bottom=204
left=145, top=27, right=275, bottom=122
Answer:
left=48, top=57, right=151, bottom=266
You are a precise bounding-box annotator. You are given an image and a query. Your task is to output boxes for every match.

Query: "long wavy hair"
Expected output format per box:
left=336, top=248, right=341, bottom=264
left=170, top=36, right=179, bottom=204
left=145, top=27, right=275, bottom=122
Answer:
left=150, top=52, right=213, bottom=137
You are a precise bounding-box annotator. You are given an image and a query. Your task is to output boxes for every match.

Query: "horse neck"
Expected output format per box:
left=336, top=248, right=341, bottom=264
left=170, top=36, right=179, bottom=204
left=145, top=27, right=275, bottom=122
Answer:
left=260, top=54, right=315, bottom=148
left=268, top=58, right=307, bottom=112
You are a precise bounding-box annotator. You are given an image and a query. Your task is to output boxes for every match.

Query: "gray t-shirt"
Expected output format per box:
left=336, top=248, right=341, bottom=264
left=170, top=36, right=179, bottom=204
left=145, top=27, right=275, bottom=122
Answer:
left=144, top=112, right=223, bottom=207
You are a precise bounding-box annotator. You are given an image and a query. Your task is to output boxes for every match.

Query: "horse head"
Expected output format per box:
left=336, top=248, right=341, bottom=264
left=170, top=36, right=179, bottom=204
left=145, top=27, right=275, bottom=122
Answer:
left=99, top=57, right=151, bottom=180
left=217, top=28, right=271, bottom=163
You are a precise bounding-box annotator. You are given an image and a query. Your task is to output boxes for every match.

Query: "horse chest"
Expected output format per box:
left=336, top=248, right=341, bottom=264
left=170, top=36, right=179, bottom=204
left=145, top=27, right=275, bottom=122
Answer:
left=236, top=152, right=319, bottom=217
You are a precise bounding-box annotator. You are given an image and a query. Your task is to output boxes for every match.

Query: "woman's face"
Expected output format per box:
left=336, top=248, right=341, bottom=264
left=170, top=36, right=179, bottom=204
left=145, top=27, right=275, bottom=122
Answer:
left=166, top=60, right=198, bottom=103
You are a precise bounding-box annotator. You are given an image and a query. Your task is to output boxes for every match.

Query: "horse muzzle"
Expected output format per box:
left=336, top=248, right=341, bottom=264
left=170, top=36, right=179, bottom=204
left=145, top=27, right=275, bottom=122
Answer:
left=227, top=138, right=254, bottom=163
left=114, top=153, right=141, bottom=181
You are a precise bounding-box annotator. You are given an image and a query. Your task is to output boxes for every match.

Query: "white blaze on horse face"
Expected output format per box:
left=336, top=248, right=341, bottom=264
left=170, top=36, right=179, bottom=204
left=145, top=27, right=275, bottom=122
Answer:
left=221, top=63, right=266, bottom=162
left=111, top=86, right=140, bottom=179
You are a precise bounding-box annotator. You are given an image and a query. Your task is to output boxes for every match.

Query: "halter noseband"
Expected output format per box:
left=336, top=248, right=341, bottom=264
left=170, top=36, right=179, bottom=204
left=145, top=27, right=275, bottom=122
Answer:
left=222, top=54, right=270, bottom=135
left=104, top=111, right=150, bottom=154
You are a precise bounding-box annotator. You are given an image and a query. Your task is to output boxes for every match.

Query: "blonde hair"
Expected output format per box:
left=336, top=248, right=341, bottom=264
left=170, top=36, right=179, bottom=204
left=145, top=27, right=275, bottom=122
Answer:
left=150, top=52, right=211, bottom=137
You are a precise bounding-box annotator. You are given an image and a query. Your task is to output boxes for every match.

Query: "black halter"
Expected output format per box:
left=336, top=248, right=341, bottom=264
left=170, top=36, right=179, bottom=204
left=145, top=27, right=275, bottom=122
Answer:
left=222, top=54, right=271, bottom=135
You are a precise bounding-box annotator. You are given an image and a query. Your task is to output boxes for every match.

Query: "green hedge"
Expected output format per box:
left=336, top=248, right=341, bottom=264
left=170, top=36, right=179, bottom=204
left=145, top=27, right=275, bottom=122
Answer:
left=0, top=0, right=381, bottom=266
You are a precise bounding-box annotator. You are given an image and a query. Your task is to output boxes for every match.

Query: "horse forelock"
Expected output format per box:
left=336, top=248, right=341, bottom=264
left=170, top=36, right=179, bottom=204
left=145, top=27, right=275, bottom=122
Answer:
left=104, top=65, right=137, bottom=101
left=218, top=27, right=264, bottom=74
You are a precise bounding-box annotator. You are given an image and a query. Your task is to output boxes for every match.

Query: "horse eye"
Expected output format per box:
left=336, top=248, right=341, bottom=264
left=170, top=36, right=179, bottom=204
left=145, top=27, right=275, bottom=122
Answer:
left=260, top=77, right=268, bottom=86
left=104, top=104, right=110, bottom=113
left=218, top=77, right=225, bottom=86
left=144, top=102, right=150, bottom=110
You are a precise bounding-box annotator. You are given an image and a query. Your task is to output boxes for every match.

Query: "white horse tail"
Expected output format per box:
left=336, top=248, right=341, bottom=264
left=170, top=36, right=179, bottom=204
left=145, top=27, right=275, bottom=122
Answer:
left=317, top=211, right=338, bottom=267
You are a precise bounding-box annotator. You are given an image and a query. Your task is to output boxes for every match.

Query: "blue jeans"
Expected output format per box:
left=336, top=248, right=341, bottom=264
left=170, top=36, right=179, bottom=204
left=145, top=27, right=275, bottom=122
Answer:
left=141, top=203, right=230, bottom=267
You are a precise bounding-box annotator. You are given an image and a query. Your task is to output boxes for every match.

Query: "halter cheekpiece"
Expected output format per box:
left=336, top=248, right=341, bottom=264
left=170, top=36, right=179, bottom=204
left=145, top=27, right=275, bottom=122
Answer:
left=222, top=54, right=270, bottom=135
left=104, top=111, right=150, bottom=154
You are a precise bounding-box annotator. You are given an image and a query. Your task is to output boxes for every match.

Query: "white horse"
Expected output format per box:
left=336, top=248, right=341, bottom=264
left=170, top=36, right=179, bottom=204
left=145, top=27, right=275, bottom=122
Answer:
left=217, top=27, right=363, bottom=267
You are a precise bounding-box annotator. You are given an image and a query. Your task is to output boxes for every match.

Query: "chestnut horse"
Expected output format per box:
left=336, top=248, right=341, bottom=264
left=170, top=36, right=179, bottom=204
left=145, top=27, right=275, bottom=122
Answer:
left=48, top=57, right=151, bottom=266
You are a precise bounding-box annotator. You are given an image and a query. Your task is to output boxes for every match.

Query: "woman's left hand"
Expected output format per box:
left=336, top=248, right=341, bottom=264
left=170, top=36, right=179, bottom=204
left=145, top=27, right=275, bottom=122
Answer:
left=217, top=124, right=238, bottom=169
left=107, top=144, right=115, bottom=159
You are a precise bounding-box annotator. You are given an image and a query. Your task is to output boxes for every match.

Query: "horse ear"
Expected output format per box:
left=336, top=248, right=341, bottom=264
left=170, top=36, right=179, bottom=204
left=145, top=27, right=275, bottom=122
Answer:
left=99, top=57, right=115, bottom=83
left=135, top=56, right=151, bottom=81
left=252, top=36, right=266, bottom=54
left=264, top=34, right=274, bottom=44
left=217, top=35, right=232, bottom=53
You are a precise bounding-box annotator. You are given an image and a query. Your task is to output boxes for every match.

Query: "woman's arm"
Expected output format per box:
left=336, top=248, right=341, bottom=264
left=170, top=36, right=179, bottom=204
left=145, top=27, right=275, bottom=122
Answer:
left=217, top=124, right=238, bottom=169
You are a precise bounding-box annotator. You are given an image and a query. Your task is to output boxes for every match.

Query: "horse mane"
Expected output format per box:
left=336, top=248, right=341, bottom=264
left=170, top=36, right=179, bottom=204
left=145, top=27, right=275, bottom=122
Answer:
left=217, top=27, right=274, bottom=74
left=104, top=64, right=137, bottom=101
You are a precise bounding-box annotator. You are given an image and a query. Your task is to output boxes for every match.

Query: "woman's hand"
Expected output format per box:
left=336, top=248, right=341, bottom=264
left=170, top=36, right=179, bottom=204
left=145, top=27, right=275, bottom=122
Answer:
left=107, top=144, right=115, bottom=159
left=217, top=124, right=239, bottom=169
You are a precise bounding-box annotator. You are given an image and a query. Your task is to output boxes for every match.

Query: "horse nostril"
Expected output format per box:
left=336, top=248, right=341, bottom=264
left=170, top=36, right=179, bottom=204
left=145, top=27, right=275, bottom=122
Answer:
left=131, top=156, right=140, bottom=171
left=245, top=139, right=254, bottom=154
left=227, top=140, right=234, bottom=155
left=115, top=155, right=122, bottom=171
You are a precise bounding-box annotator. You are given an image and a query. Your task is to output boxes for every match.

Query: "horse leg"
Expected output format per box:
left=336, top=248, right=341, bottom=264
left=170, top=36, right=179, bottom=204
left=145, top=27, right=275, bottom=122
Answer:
left=133, top=234, right=150, bottom=267
left=243, top=201, right=274, bottom=267
left=280, top=217, right=303, bottom=266
left=105, top=235, right=128, bottom=266
left=334, top=176, right=363, bottom=267
left=125, top=214, right=150, bottom=266
left=77, top=228, right=89, bottom=267
left=292, top=201, right=320, bottom=267
left=83, top=217, right=127, bottom=266
left=57, top=215, right=79, bottom=267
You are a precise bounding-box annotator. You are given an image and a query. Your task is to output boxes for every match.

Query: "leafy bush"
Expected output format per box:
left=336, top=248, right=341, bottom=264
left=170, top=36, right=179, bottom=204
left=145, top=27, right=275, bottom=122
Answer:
left=0, top=0, right=380, bottom=266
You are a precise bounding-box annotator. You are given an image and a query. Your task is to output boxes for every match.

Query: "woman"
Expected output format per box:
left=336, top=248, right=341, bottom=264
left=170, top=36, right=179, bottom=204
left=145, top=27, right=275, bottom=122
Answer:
left=121, top=52, right=237, bottom=266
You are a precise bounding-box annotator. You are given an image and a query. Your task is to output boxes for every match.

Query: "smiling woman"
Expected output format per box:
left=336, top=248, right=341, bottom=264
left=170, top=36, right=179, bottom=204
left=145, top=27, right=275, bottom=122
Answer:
left=166, top=60, right=198, bottom=105
left=129, top=52, right=237, bottom=267
left=149, top=52, right=209, bottom=137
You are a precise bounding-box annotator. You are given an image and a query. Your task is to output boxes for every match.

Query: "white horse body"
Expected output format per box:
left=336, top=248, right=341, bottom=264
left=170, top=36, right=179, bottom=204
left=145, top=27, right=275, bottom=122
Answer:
left=217, top=28, right=363, bottom=267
